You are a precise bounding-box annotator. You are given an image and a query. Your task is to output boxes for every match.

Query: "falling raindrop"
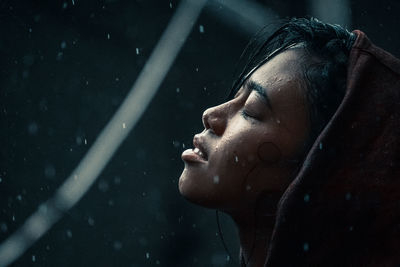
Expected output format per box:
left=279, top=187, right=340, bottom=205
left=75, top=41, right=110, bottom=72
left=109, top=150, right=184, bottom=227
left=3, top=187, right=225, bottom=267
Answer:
left=66, top=230, right=72, bottom=238
left=199, top=25, right=204, bottom=33
left=113, top=241, right=122, bottom=250
left=213, top=175, right=219, bottom=184
left=88, top=217, right=95, bottom=226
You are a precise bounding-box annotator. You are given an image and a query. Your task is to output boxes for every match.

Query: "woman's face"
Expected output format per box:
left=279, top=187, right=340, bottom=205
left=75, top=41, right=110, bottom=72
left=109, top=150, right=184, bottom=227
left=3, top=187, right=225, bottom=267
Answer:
left=179, top=49, right=310, bottom=213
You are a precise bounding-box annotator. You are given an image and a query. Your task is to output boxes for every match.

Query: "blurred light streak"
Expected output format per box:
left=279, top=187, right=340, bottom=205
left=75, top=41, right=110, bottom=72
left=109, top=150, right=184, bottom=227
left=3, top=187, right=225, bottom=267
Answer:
left=207, top=0, right=279, bottom=36
left=0, top=0, right=207, bottom=265
left=308, top=0, right=352, bottom=28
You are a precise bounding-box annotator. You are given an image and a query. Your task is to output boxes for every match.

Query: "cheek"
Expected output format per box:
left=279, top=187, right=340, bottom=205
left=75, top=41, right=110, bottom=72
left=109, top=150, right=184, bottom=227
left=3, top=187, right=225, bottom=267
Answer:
left=257, top=142, right=282, bottom=164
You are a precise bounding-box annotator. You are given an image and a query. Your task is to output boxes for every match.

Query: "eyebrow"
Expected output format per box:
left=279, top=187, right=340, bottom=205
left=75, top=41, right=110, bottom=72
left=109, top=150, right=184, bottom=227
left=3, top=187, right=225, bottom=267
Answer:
left=244, top=79, right=273, bottom=110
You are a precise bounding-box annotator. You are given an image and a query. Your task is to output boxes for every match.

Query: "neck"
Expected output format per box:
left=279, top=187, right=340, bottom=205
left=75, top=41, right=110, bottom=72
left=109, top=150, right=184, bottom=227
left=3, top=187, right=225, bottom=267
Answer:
left=230, top=206, right=276, bottom=267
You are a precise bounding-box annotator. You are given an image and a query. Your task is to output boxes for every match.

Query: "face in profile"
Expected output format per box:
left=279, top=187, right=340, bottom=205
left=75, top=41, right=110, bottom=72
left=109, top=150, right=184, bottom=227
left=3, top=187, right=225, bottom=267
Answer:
left=179, top=49, right=310, bottom=214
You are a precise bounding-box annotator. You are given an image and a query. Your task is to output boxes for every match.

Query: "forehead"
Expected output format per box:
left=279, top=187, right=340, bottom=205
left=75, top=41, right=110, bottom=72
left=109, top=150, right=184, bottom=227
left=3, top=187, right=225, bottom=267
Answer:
left=249, top=48, right=305, bottom=86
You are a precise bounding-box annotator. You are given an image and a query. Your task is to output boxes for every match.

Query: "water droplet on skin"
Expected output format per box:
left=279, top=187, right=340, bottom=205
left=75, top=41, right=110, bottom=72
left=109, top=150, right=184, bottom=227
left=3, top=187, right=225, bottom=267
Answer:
left=213, top=175, right=219, bottom=184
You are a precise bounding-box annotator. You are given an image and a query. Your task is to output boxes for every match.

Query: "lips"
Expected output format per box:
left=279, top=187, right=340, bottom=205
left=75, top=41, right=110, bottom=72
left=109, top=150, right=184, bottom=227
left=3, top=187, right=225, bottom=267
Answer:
left=181, top=135, right=209, bottom=163
left=193, top=135, right=208, bottom=160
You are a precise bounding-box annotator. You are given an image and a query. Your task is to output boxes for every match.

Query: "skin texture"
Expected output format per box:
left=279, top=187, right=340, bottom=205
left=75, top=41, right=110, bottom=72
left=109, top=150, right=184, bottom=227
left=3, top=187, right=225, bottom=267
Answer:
left=179, top=49, right=310, bottom=266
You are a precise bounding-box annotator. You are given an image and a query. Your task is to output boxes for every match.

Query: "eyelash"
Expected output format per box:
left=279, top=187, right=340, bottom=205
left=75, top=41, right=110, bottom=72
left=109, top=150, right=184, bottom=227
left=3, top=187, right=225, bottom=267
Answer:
left=241, top=109, right=257, bottom=120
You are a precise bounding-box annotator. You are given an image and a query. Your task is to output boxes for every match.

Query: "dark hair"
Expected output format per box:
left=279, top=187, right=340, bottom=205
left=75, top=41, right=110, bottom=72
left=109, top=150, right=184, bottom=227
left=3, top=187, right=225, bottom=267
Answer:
left=229, top=17, right=356, bottom=155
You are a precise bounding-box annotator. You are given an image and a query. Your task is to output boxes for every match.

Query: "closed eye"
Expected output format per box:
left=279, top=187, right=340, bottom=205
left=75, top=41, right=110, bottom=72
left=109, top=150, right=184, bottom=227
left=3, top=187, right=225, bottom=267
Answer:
left=241, top=109, right=258, bottom=121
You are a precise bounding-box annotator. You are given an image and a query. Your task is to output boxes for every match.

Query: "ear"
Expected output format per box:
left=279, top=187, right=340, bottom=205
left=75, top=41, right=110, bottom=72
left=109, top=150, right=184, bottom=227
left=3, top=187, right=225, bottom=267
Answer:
left=257, top=142, right=282, bottom=165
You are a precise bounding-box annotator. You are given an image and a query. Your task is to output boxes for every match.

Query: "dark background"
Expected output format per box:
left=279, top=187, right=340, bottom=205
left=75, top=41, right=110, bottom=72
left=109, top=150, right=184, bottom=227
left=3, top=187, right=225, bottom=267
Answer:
left=1, top=0, right=399, bottom=266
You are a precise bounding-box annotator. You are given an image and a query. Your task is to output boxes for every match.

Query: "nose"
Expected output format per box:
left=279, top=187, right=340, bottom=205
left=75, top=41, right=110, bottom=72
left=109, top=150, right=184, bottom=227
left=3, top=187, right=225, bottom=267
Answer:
left=202, top=103, right=228, bottom=136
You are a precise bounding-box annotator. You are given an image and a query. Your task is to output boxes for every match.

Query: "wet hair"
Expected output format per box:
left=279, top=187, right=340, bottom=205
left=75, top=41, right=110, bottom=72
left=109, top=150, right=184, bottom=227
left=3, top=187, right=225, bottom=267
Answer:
left=229, top=17, right=356, bottom=155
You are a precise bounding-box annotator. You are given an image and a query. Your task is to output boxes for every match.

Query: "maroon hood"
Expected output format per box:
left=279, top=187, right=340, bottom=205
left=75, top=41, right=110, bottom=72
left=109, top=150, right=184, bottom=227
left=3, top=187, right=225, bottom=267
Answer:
left=266, top=30, right=400, bottom=266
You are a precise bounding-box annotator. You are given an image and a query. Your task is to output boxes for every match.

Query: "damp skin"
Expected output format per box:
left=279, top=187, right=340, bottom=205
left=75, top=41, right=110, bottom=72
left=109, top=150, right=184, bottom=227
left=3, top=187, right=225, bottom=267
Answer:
left=179, top=49, right=310, bottom=214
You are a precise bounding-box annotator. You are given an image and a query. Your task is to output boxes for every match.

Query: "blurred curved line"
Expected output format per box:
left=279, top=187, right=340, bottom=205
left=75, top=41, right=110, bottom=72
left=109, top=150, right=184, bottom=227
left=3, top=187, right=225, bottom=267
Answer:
left=0, top=0, right=207, bottom=265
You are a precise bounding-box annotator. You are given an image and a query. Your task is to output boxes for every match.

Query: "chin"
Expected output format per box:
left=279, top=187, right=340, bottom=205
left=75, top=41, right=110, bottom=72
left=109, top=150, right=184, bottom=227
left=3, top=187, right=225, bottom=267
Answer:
left=178, top=171, right=219, bottom=209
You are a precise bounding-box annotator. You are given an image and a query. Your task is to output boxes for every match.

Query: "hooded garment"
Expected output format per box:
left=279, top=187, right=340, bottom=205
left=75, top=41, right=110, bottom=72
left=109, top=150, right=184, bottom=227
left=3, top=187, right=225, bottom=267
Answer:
left=265, top=30, right=400, bottom=266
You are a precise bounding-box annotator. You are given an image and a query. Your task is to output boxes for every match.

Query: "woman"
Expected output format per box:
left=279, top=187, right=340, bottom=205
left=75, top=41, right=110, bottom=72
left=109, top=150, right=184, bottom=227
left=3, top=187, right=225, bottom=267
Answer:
left=179, top=18, right=400, bottom=266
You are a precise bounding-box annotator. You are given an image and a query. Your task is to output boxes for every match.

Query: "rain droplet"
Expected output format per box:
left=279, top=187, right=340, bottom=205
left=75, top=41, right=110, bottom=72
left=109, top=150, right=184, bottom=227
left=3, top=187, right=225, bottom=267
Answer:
left=304, top=194, right=310, bottom=202
left=169, top=2, right=172, bottom=8
left=71, top=0, right=75, bottom=5
left=0, top=222, right=8, bottom=233
left=136, top=48, right=140, bottom=55
left=176, top=87, right=180, bottom=93
left=319, top=142, right=323, bottom=150
left=88, top=217, right=95, bottom=226
left=303, top=242, right=309, bottom=252
left=66, top=229, right=72, bottom=238
left=146, top=252, right=150, bottom=259
left=32, top=255, right=36, bottom=262
left=122, top=122, right=126, bottom=129
left=234, top=156, right=239, bottom=162
left=199, top=25, right=204, bottom=33
left=113, top=241, right=122, bottom=250
left=44, top=164, right=56, bottom=179
left=98, top=180, right=109, bottom=192
left=107, top=33, right=110, bottom=39
left=60, top=41, right=67, bottom=49
left=84, top=138, right=87, bottom=145
left=28, top=122, right=38, bottom=135
left=213, top=175, right=219, bottom=184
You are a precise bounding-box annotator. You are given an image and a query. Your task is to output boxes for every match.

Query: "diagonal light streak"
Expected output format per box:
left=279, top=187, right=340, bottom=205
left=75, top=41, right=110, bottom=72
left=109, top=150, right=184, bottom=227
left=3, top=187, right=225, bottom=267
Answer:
left=0, top=0, right=207, bottom=265
left=207, top=0, right=279, bottom=36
